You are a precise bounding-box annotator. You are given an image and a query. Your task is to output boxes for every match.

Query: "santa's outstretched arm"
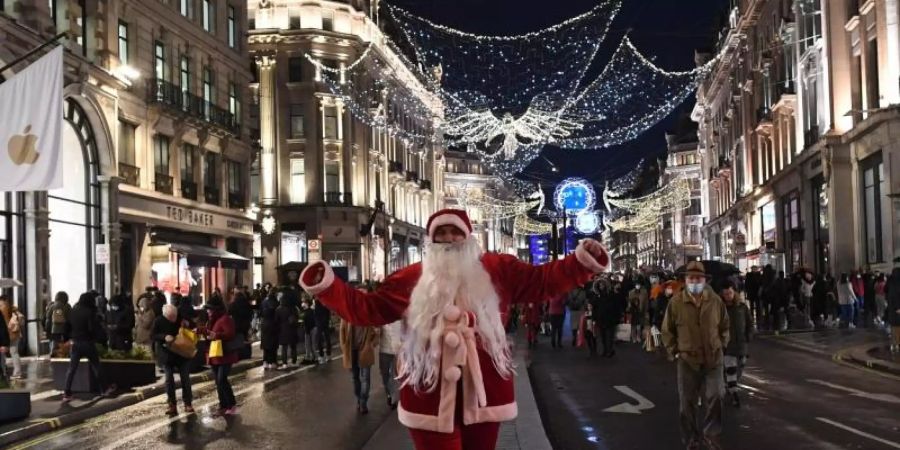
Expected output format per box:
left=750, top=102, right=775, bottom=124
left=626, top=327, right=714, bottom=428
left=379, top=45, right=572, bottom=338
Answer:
left=495, top=238, right=609, bottom=305
left=300, top=261, right=414, bottom=327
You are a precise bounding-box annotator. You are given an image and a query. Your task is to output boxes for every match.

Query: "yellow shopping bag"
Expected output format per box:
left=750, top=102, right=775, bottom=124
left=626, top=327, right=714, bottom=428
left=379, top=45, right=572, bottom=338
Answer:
left=180, top=327, right=198, bottom=344
left=209, top=339, right=224, bottom=358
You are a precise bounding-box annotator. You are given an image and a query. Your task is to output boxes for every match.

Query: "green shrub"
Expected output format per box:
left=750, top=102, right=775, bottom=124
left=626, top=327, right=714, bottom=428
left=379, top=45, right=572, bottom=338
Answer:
left=94, top=344, right=153, bottom=361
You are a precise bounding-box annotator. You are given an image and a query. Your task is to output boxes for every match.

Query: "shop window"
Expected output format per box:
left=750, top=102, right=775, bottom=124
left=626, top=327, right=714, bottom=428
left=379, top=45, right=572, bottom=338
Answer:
left=290, top=158, right=305, bottom=204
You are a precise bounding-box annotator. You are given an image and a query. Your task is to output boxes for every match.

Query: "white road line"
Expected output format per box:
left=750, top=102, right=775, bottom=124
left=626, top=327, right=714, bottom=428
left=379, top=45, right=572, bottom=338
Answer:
left=807, top=379, right=900, bottom=404
left=816, top=417, right=900, bottom=449
left=98, top=355, right=343, bottom=450
left=742, top=373, right=768, bottom=384
left=737, top=383, right=763, bottom=394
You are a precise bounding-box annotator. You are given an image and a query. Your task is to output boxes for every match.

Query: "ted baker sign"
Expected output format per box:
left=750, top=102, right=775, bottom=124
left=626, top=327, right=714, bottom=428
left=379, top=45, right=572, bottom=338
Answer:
left=166, top=206, right=214, bottom=226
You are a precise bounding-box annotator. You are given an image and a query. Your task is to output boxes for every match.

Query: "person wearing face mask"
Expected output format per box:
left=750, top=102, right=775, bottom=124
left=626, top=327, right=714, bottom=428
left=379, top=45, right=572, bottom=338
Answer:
left=135, top=294, right=157, bottom=351
left=106, top=294, right=135, bottom=352
left=662, top=261, right=730, bottom=450
left=719, top=281, right=753, bottom=408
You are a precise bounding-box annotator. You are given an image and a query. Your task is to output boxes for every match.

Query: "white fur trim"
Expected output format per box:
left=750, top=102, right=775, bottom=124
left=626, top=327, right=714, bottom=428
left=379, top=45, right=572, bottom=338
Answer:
left=463, top=401, right=518, bottom=425
left=428, top=214, right=471, bottom=239
left=299, top=261, right=335, bottom=295
left=575, top=240, right=609, bottom=273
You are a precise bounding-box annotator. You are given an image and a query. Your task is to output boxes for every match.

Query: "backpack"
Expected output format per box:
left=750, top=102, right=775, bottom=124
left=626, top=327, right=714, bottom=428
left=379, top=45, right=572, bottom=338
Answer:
left=50, top=304, right=68, bottom=334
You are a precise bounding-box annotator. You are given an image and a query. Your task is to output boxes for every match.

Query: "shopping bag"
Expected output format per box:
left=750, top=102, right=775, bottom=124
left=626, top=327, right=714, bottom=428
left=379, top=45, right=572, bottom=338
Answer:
left=209, top=339, right=224, bottom=358
left=170, top=333, right=197, bottom=359
left=180, top=327, right=198, bottom=344
left=615, top=323, right=631, bottom=342
left=650, top=326, right=662, bottom=347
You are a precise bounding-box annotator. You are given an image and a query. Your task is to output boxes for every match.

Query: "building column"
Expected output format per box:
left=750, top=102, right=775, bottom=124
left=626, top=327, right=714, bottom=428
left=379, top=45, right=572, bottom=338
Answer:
left=826, top=143, right=857, bottom=275
left=98, top=175, right=121, bottom=296
left=24, top=192, right=50, bottom=355
left=257, top=56, right=277, bottom=205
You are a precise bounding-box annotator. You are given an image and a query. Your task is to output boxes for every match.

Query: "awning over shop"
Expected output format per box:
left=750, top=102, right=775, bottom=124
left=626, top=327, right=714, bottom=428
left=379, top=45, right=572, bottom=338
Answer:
left=154, top=242, right=250, bottom=270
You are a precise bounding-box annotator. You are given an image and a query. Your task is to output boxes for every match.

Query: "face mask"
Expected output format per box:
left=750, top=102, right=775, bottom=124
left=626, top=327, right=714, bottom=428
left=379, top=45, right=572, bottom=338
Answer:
left=687, top=283, right=705, bottom=295
left=665, top=289, right=673, bottom=296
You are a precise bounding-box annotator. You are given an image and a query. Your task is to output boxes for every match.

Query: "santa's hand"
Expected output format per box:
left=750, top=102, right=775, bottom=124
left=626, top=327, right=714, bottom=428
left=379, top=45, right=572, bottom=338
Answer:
left=303, top=262, right=327, bottom=285
left=575, top=239, right=610, bottom=273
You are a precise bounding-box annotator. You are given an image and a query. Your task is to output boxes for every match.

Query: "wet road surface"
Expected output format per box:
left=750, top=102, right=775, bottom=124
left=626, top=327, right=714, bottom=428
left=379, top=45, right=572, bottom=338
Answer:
left=529, top=330, right=900, bottom=449
left=10, top=355, right=396, bottom=450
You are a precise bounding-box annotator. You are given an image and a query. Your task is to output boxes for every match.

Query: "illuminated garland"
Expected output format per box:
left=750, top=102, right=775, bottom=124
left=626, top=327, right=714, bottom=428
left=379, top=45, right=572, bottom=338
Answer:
left=514, top=215, right=553, bottom=235
left=459, top=189, right=541, bottom=220
left=603, top=178, right=692, bottom=233
left=304, top=43, right=375, bottom=73
left=444, top=108, right=582, bottom=159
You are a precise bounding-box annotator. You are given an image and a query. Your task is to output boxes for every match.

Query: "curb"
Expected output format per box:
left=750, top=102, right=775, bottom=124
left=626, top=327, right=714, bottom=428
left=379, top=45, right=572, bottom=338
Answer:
left=833, top=344, right=900, bottom=378
left=0, top=357, right=263, bottom=448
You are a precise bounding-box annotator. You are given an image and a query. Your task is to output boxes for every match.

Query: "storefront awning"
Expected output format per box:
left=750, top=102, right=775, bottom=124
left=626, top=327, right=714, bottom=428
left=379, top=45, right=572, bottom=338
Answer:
left=161, top=242, right=250, bottom=270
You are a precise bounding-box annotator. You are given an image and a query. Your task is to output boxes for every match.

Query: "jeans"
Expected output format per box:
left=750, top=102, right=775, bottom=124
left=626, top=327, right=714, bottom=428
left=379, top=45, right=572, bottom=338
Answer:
left=839, top=304, right=854, bottom=327
left=64, top=340, right=104, bottom=396
left=584, top=330, right=597, bottom=355
left=8, top=338, right=21, bottom=377
left=549, top=314, right=565, bottom=347
left=164, top=363, right=193, bottom=405
left=316, top=324, right=332, bottom=357
left=49, top=334, right=66, bottom=358
left=599, top=325, right=616, bottom=355
left=304, top=331, right=316, bottom=360
left=211, top=364, right=236, bottom=409
left=280, top=344, right=297, bottom=365
left=351, top=349, right=371, bottom=406
left=379, top=352, right=398, bottom=400
left=677, top=359, right=724, bottom=445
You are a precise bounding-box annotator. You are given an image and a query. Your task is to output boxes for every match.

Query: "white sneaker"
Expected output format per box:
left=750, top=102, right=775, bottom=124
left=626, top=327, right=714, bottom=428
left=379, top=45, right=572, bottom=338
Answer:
left=277, top=364, right=287, bottom=370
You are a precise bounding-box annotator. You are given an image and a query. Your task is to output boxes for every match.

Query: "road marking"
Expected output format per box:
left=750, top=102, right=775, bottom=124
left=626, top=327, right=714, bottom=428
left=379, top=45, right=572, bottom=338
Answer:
left=737, top=383, right=763, bottom=394
left=97, top=355, right=343, bottom=450
left=807, top=379, right=900, bottom=404
left=816, top=417, right=900, bottom=449
left=603, top=386, right=654, bottom=414
left=742, top=373, right=769, bottom=384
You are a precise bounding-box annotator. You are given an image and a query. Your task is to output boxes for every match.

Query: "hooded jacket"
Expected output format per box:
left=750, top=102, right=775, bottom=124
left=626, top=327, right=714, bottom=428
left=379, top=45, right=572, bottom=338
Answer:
left=69, top=293, right=103, bottom=343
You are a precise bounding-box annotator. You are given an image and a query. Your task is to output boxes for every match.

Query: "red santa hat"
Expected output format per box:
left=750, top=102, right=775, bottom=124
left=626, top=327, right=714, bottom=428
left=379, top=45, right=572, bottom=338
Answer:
left=426, top=209, right=473, bottom=241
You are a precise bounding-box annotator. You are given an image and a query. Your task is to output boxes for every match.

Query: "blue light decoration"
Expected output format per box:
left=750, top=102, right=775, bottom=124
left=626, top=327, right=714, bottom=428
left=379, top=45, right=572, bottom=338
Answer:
left=574, top=211, right=600, bottom=234
left=554, top=178, right=596, bottom=215
left=529, top=235, right=551, bottom=265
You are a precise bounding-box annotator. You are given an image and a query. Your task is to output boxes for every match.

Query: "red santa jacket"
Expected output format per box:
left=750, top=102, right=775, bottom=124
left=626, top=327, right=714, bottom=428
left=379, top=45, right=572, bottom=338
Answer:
left=300, top=243, right=606, bottom=433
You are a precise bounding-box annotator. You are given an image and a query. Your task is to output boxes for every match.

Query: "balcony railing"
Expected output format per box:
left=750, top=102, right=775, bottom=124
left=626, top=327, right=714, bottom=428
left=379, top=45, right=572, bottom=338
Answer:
left=204, top=187, right=220, bottom=205
left=155, top=173, right=173, bottom=195
left=804, top=125, right=820, bottom=148
left=228, top=192, right=245, bottom=209
left=147, top=78, right=239, bottom=135
left=388, top=161, right=403, bottom=173
left=325, top=191, right=342, bottom=204
left=118, top=163, right=140, bottom=187
left=756, top=106, right=772, bottom=123
left=181, top=180, right=197, bottom=200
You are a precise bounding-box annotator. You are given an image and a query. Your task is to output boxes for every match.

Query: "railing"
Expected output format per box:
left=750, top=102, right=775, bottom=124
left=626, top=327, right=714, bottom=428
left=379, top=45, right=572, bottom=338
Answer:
left=756, top=106, right=772, bottom=123
left=147, top=78, right=239, bottom=135
left=228, top=192, right=245, bottom=209
left=118, top=163, right=140, bottom=187
left=155, top=173, right=173, bottom=195
left=804, top=125, right=820, bottom=148
left=388, top=161, right=403, bottom=173
left=342, top=192, right=353, bottom=206
left=325, top=191, right=342, bottom=204
left=204, top=187, right=220, bottom=205
left=405, top=170, right=419, bottom=183
left=419, top=179, right=432, bottom=191
left=181, top=180, right=198, bottom=200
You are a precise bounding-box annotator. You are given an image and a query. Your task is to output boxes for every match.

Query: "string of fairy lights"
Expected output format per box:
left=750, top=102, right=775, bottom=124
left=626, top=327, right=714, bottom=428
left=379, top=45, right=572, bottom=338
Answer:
left=459, top=188, right=542, bottom=220
left=603, top=178, right=692, bottom=233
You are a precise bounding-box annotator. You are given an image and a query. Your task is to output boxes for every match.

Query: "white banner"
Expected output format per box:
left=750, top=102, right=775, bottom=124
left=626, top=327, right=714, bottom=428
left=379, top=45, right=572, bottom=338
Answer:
left=0, top=46, right=64, bottom=191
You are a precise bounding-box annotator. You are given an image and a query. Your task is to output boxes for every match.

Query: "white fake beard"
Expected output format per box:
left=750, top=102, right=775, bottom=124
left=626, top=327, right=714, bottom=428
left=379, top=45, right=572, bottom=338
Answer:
left=398, top=237, right=513, bottom=392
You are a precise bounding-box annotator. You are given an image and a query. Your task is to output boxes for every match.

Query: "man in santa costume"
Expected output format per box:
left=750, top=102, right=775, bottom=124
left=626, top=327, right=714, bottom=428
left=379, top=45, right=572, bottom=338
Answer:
left=300, top=209, right=609, bottom=450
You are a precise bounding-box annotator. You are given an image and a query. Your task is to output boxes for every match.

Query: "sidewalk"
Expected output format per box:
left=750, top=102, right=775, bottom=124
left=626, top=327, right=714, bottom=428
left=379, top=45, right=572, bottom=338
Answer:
left=834, top=342, right=900, bottom=377
left=0, top=342, right=264, bottom=448
left=759, top=328, right=900, bottom=377
left=361, top=333, right=552, bottom=450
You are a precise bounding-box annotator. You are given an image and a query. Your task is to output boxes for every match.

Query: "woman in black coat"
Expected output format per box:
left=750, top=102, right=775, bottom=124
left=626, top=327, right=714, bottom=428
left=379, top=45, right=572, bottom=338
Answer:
left=274, top=290, right=300, bottom=369
left=259, top=291, right=280, bottom=370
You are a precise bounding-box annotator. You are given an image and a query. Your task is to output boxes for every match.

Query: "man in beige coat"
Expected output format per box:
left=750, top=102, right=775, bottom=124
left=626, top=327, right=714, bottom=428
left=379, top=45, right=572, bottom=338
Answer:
left=662, top=261, right=730, bottom=450
left=339, top=319, right=378, bottom=414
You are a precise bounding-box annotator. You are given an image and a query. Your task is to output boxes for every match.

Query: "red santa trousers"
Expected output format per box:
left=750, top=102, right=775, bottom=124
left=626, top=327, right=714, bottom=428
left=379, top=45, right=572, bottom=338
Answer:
left=407, top=381, right=502, bottom=450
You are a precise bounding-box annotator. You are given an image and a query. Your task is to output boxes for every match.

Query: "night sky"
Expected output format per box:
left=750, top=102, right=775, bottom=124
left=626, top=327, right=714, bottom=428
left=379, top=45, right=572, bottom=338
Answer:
left=388, top=0, right=729, bottom=191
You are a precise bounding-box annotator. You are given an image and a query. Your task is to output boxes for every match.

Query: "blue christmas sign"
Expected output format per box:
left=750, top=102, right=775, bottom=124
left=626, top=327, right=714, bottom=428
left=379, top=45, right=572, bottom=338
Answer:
left=553, top=178, right=596, bottom=215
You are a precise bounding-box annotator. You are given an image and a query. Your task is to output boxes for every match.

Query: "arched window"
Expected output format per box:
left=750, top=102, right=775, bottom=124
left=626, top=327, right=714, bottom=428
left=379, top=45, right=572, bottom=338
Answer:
left=47, top=99, right=103, bottom=297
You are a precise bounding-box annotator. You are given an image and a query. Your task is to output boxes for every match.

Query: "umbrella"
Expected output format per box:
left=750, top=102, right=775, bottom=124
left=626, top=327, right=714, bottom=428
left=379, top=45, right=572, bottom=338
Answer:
left=0, top=279, right=23, bottom=289
left=674, top=260, right=741, bottom=279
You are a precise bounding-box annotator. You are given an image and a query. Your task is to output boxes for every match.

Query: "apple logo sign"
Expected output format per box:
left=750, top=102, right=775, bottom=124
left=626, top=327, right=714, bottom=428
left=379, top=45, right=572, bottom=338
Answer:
left=7, top=125, right=40, bottom=165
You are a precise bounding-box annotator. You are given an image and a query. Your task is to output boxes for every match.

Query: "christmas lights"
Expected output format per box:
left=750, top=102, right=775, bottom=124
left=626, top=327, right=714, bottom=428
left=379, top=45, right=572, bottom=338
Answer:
left=603, top=178, right=692, bottom=233
left=459, top=189, right=540, bottom=220
left=553, top=178, right=596, bottom=215
left=514, top=214, right=553, bottom=235
left=444, top=108, right=582, bottom=159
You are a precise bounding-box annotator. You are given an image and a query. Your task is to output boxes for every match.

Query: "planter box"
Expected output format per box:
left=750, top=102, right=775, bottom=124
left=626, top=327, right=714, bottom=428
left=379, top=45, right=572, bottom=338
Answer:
left=0, top=390, right=31, bottom=422
left=51, top=359, right=157, bottom=392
